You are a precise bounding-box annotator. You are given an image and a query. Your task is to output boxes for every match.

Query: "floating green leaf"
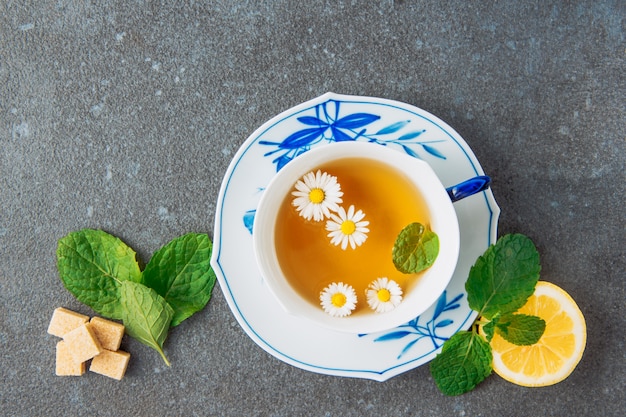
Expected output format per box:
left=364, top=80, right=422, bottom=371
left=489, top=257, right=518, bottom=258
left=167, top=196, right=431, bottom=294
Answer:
left=142, top=233, right=216, bottom=327
left=120, top=280, right=174, bottom=366
left=430, top=331, right=493, bottom=396
left=392, top=222, right=440, bottom=274
left=56, top=229, right=141, bottom=319
left=466, top=234, right=541, bottom=320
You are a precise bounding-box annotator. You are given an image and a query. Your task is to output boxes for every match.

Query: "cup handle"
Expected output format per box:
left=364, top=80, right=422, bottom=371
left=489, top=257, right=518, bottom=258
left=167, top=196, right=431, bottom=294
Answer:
left=446, top=176, right=491, bottom=203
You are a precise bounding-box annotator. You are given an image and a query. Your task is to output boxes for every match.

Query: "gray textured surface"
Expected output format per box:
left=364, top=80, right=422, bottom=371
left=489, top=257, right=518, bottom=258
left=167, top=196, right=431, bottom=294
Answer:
left=1, top=1, right=625, bottom=416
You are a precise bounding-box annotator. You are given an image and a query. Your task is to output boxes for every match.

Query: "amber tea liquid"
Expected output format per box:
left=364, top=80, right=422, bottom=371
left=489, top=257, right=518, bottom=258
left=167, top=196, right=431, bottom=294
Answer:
left=274, top=157, right=432, bottom=313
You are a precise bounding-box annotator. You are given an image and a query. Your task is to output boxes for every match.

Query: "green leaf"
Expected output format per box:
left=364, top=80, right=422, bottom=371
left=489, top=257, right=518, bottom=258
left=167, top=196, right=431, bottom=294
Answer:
left=495, top=313, right=546, bottom=346
left=482, top=319, right=497, bottom=343
left=430, top=331, right=493, bottom=396
left=120, top=281, right=174, bottom=366
left=392, top=222, right=440, bottom=274
left=56, top=229, right=142, bottom=319
left=466, top=234, right=541, bottom=320
left=141, top=233, right=216, bottom=327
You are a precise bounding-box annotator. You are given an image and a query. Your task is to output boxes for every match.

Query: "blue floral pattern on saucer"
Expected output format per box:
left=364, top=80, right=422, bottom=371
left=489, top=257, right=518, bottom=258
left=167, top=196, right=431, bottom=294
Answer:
left=360, top=290, right=463, bottom=359
left=242, top=98, right=449, bottom=234
left=259, top=99, right=446, bottom=172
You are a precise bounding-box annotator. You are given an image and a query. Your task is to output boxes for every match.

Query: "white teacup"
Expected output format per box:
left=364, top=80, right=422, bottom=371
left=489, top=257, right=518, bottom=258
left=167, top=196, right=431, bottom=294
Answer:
left=253, top=141, right=462, bottom=334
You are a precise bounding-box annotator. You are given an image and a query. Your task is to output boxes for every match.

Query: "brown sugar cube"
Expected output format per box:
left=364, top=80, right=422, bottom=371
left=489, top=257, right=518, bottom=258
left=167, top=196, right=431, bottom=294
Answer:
left=89, top=317, right=125, bottom=351
left=89, top=349, right=131, bottom=380
left=47, top=307, right=89, bottom=337
left=62, top=323, right=103, bottom=363
left=55, top=340, right=85, bottom=376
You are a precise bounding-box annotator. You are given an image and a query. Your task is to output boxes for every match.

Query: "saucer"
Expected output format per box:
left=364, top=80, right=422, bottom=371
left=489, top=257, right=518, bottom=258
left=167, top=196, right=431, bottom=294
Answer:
left=211, top=92, right=500, bottom=381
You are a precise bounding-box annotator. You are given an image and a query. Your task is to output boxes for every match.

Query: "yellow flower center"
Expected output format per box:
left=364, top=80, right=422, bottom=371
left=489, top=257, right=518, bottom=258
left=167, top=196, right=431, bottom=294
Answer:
left=308, top=188, right=325, bottom=204
left=341, top=220, right=356, bottom=235
left=377, top=288, right=391, bottom=302
left=331, top=292, right=347, bottom=307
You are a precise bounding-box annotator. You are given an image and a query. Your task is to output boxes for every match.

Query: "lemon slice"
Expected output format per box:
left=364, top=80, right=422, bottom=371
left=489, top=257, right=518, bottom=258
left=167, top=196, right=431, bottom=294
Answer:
left=490, top=281, right=586, bottom=387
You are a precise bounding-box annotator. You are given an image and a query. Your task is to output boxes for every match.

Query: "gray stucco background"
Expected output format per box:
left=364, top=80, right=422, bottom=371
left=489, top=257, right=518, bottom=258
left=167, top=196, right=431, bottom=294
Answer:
left=1, top=1, right=624, bottom=416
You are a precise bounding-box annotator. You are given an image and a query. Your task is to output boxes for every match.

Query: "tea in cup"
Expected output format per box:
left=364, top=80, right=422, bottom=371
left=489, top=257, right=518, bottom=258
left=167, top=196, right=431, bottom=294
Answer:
left=253, top=141, right=461, bottom=334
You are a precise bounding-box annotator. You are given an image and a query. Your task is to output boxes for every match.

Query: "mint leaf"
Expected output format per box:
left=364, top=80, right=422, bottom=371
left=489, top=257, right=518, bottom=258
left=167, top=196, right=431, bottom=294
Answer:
left=466, top=234, right=541, bottom=320
left=430, top=331, right=493, bottom=396
left=482, top=319, right=497, bottom=343
left=56, top=229, right=142, bottom=319
left=142, top=233, right=216, bottom=327
left=120, top=281, right=174, bottom=366
left=495, top=313, right=546, bottom=346
left=392, top=222, right=440, bottom=274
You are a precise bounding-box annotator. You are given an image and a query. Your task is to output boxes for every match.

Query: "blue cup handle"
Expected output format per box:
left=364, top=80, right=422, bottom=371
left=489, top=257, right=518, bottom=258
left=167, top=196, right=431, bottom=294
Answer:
left=446, top=176, right=491, bottom=203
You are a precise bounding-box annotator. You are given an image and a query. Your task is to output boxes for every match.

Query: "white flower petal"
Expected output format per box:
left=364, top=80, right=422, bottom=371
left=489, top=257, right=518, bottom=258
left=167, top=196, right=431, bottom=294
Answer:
left=352, top=209, right=366, bottom=222
left=346, top=204, right=355, bottom=219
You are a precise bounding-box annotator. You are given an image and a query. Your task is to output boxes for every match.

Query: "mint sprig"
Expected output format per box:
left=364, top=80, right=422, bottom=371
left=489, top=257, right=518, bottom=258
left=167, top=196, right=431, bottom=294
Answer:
left=429, top=233, right=545, bottom=395
left=56, top=229, right=216, bottom=365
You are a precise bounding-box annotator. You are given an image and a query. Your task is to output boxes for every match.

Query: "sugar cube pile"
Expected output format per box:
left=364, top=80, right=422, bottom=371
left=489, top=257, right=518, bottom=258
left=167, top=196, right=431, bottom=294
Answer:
left=48, top=307, right=130, bottom=380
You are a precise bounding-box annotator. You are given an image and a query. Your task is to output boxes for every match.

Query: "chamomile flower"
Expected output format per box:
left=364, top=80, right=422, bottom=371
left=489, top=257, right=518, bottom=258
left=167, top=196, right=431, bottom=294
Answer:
left=366, top=277, right=403, bottom=313
left=319, top=282, right=357, bottom=317
left=291, top=170, right=343, bottom=222
left=325, top=205, right=370, bottom=250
